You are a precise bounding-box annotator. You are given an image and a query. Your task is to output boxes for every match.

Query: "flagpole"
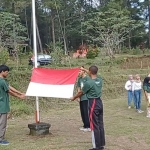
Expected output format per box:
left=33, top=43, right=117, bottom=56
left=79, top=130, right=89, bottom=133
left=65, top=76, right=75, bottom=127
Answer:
left=32, top=0, right=40, bottom=123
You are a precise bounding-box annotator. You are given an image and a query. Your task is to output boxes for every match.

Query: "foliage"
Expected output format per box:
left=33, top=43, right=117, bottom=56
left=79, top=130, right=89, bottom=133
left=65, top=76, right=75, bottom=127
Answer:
left=0, top=0, right=149, bottom=51
left=131, top=48, right=141, bottom=55
left=0, top=47, right=9, bottom=64
left=50, top=45, right=64, bottom=65
left=86, top=46, right=99, bottom=59
left=86, top=50, right=97, bottom=59
left=46, top=41, right=63, bottom=53
left=0, top=0, right=149, bottom=117
left=10, top=98, right=33, bottom=116
left=121, top=47, right=130, bottom=54
left=47, top=41, right=72, bottom=67
left=121, top=47, right=142, bottom=55
left=0, top=12, right=27, bottom=47
left=83, top=0, right=143, bottom=58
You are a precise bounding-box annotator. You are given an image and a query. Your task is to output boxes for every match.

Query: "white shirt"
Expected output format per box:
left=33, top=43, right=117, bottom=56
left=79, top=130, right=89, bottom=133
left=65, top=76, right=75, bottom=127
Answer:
left=125, top=80, right=133, bottom=91
left=132, top=81, right=142, bottom=91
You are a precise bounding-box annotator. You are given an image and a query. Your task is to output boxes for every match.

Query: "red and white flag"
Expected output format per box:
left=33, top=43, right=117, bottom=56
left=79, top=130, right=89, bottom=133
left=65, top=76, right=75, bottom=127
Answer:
left=26, top=68, right=79, bottom=98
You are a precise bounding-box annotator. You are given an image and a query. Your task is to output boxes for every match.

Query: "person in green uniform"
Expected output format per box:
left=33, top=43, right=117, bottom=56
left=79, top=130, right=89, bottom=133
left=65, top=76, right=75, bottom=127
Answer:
left=77, top=68, right=90, bottom=132
left=0, top=65, right=25, bottom=145
left=70, top=65, right=105, bottom=150
left=143, top=77, right=150, bottom=118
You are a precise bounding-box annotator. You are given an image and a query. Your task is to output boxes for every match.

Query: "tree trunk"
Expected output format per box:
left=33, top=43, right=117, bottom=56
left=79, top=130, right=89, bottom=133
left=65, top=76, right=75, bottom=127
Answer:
left=128, top=31, right=131, bottom=49
left=36, top=23, right=43, bottom=53
left=148, top=4, right=150, bottom=48
left=25, top=8, right=30, bottom=42
left=51, top=10, right=56, bottom=50
left=63, top=19, right=67, bottom=55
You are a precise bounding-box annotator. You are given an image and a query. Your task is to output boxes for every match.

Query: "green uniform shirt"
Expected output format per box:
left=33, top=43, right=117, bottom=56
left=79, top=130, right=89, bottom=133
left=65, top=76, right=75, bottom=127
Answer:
left=143, top=85, right=150, bottom=93
left=82, top=77, right=102, bottom=99
left=77, top=76, right=90, bottom=101
left=0, top=78, right=10, bottom=113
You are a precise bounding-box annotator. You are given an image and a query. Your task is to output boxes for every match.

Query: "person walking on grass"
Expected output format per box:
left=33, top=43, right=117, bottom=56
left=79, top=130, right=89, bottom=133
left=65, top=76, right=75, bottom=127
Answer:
left=0, top=65, right=25, bottom=145
left=70, top=65, right=105, bottom=150
left=132, top=74, right=143, bottom=113
left=143, top=77, right=150, bottom=118
left=77, top=67, right=91, bottom=132
left=125, top=75, right=135, bottom=109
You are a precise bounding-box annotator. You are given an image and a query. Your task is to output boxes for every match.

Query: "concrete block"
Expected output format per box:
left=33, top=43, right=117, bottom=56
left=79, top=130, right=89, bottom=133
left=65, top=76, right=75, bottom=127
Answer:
left=28, top=122, right=51, bottom=136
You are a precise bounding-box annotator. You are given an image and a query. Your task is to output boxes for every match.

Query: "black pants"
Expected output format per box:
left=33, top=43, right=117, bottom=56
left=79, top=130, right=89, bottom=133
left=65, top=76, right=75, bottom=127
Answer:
left=88, top=98, right=105, bottom=148
left=80, top=100, right=90, bottom=128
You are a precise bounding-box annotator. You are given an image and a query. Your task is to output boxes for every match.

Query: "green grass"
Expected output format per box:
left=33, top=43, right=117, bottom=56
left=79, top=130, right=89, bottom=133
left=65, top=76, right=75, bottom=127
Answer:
left=1, top=97, right=150, bottom=150
left=5, top=53, right=150, bottom=115
left=1, top=52, right=150, bottom=149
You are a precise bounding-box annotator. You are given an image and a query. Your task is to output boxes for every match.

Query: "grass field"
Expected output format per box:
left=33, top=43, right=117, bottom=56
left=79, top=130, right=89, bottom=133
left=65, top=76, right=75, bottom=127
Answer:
left=1, top=52, right=150, bottom=150
left=0, top=96, right=150, bottom=150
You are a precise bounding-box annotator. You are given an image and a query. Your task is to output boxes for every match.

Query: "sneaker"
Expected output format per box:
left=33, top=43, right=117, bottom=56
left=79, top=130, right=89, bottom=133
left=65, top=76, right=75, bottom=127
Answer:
left=137, top=110, right=144, bottom=113
left=128, top=106, right=131, bottom=109
left=0, top=140, right=9, bottom=145
left=87, top=128, right=91, bottom=131
left=83, top=128, right=91, bottom=132
left=79, top=127, right=85, bottom=131
left=140, top=110, right=144, bottom=113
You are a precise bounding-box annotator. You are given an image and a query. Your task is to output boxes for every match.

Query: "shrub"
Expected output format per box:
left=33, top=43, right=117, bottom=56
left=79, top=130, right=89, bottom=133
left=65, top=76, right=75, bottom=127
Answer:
left=86, top=46, right=99, bottom=59
left=121, top=48, right=130, bottom=54
left=132, top=48, right=141, bottom=55
left=86, top=50, right=96, bottom=59
left=0, top=47, right=9, bottom=64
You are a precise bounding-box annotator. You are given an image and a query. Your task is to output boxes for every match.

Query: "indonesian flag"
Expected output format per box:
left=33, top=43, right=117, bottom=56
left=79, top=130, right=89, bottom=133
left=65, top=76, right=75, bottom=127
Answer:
left=26, top=68, right=79, bottom=98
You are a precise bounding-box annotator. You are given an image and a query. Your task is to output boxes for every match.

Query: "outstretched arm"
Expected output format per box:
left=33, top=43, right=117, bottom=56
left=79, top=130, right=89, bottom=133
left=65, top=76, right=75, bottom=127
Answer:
left=9, top=86, right=23, bottom=95
left=8, top=90, right=25, bottom=99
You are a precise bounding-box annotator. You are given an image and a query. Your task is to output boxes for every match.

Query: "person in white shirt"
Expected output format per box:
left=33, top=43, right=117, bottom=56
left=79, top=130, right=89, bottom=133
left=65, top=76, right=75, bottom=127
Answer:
left=125, top=75, right=135, bottom=109
left=132, top=74, right=143, bottom=113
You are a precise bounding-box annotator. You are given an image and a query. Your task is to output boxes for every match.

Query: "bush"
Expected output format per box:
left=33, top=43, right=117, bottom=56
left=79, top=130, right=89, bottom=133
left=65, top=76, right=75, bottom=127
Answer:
left=132, top=48, right=141, bottom=55
left=121, top=48, right=130, bottom=54
left=86, top=50, right=96, bottom=59
left=86, top=46, right=99, bottom=59
left=0, top=47, right=9, bottom=64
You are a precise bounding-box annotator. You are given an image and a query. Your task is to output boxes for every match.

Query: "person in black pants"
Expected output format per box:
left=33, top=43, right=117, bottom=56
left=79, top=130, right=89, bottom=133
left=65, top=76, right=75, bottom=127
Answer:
left=70, top=65, right=105, bottom=150
left=77, top=69, right=90, bottom=131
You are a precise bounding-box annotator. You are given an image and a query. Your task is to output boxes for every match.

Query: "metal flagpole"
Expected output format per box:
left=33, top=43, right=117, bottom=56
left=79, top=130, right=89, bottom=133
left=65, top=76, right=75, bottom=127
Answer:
left=32, top=0, right=40, bottom=123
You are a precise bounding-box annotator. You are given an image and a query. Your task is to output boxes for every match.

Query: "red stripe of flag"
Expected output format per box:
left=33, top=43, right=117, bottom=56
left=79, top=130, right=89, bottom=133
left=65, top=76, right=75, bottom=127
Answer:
left=31, top=68, right=79, bottom=85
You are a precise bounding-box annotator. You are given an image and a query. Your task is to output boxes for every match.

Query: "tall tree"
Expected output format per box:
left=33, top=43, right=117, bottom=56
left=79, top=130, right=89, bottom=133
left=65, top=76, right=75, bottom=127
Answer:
left=145, top=0, right=150, bottom=47
left=83, top=0, right=142, bottom=58
left=0, top=12, right=27, bottom=47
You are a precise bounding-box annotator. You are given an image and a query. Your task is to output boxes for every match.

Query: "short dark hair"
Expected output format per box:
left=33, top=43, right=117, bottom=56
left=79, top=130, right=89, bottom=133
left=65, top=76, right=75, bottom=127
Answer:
left=0, top=65, right=10, bottom=73
left=89, top=65, right=98, bottom=75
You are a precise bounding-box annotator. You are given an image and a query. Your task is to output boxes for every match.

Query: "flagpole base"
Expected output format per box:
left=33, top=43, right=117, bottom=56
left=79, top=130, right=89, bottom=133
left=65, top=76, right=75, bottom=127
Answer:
left=28, top=122, right=51, bottom=136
